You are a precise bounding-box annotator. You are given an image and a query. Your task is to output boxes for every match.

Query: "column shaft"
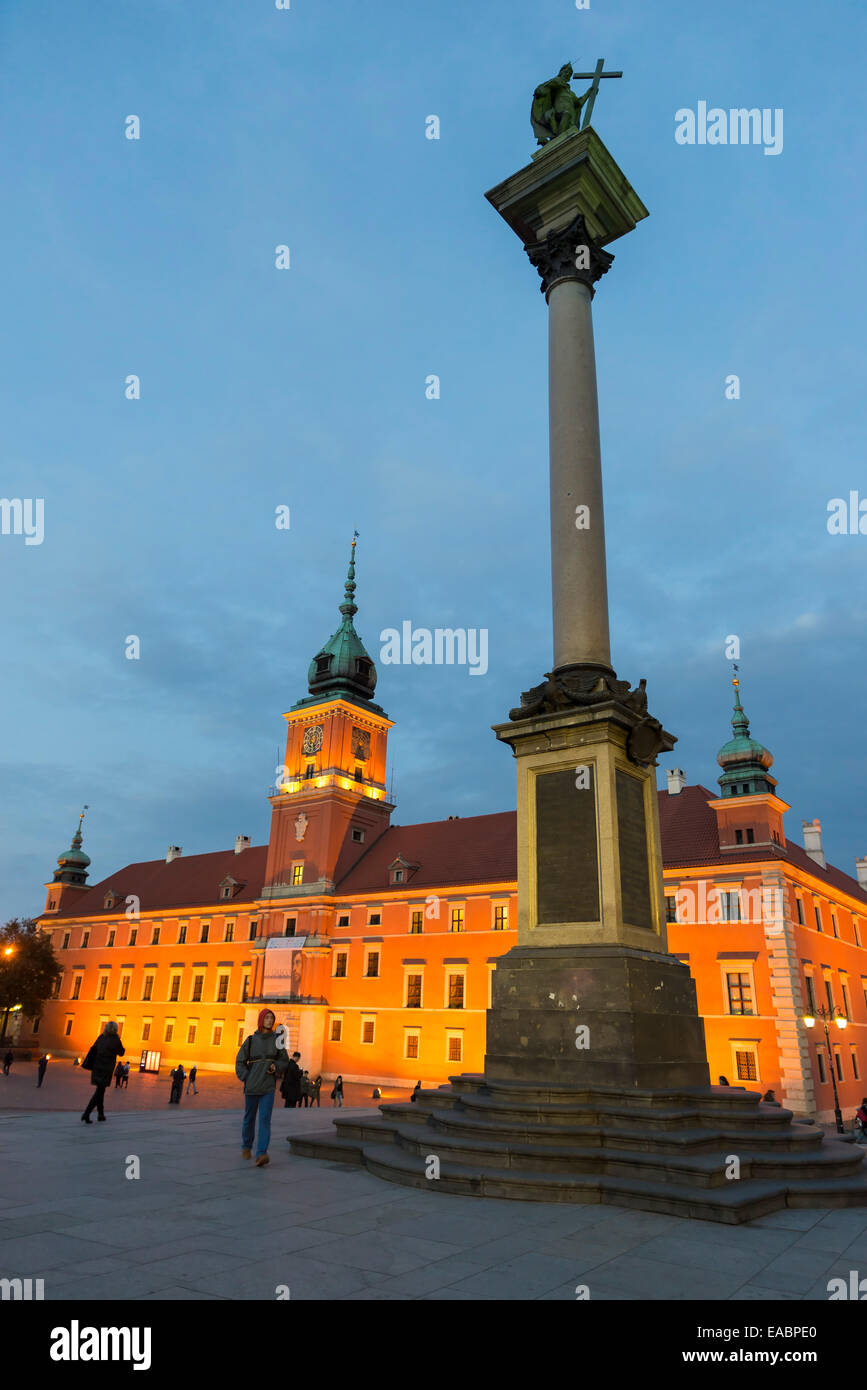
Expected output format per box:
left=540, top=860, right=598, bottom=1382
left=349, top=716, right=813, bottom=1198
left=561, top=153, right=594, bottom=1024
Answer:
left=547, top=278, right=611, bottom=672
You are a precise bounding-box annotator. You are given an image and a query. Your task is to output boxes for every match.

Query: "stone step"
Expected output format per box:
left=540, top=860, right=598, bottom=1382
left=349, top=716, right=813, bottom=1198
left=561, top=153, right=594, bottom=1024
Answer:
left=392, top=1123, right=863, bottom=1188
left=359, top=1142, right=791, bottom=1224
left=289, top=1132, right=366, bottom=1163
left=448, top=1075, right=770, bottom=1115
left=425, top=1107, right=823, bottom=1154
left=450, top=1090, right=802, bottom=1136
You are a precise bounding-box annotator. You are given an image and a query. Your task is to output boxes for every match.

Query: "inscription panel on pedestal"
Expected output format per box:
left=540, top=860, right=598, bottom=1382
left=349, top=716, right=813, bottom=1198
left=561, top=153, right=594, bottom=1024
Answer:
left=535, top=767, right=599, bottom=923
left=616, top=768, right=653, bottom=929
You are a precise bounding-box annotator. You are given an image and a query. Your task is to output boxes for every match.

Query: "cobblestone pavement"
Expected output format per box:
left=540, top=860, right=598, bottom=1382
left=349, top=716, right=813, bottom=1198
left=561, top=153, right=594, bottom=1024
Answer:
left=0, top=1061, right=406, bottom=1113
left=1, top=1105, right=866, bottom=1300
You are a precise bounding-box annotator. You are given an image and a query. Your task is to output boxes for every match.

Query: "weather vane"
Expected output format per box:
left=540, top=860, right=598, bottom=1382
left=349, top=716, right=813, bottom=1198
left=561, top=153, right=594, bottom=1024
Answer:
left=531, top=59, right=622, bottom=146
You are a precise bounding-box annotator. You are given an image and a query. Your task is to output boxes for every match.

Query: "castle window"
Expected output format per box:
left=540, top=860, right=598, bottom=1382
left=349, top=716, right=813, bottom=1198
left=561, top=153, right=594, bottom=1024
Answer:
left=316, top=656, right=330, bottom=675
left=832, top=914, right=839, bottom=939
left=216, top=975, right=229, bottom=1004
left=365, top=950, right=380, bottom=978
left=187, top=1021, right=197, bottom=1045
left=852, top=1050, right=861, bottom=1081
left=241, top=974, right=250, bottom=1003
left=361, top=1015, right=375, bottom=1045
left=141, top=975, right=154, bottom=1002
left=107, top=929, right=115, bottom=948
left=178, top=923, right=187, bottom=944
left=834, top=1049, right=844, bottom=1083
left=446, top=1032, right=463, bottom=1064
left=200, top=922, right=210, bottom=943
left=406, top=974, right=422, bottom=1008
left=447, top=973, right=465, bottom=1010
left=817, top=1050, right=827, bottom=1084
left=169, top=975, right=180, bottom=1002
left=795, top=898, right=805, bottom=925
left=249, top=920, right=258, bottom=940
left=841, top=979, right=851, bottom=1019
left=225, top=921, right=234, bottom=943
left=141, top=1020, right=151, bottom=1042
left=493, top=905, right=508, bottom=931
left=62, top=932, right=70, bottom=950
left=212, top=1022, right=223, bottom=1047
left=814, top=905, right=823, bottom=933
left=352, top=829, right=364, bottom=844
left=409, top=911, right=423, bottom=935
left=81, top=930, right=90, bottom=948
left=330, top=1015, right=343, bottom=1042
left=284, top=916, right=297, bottom=937
left=735, top=829, right=743, bottom=845
left=450, top=908, right=464, bottom=933
left=726, top=972, right=753, bottom=1015
left=824, top=976, right=835, bottom=1012
left=129, top=928, right=138, bottom=946
left=97, top=976, right=108, bottom=1001
left=664, top=896, right=677, bottom=924
left=404, top=1030, right=420, bottom=1060
left=292, top=865, right=303, bottom=886
left=356, top=660, right=370, bottom=680
left=746, top=828, right=755, bottom=843
left=304, top=764, right=314, bottom=780
left=333, top=952, right=348, bottom=978
left=804, top=974, right=817, bottom=1014
left=192, top=975, right=204, bottom=1003
left=734, top=1048, right=757, bottom=1082
left=855, top=919, right=862, bottom=948
left=119, top=975, right=130, bottom=1001
left=221, top=887, right=231, bottom=901
left=64, top=1017, right=74, bottom=1036
left=151, top=927, right=160, bottom=945
left=369, top=913, right=381, bottom=926
left=393, top=869, right=404, bottom=884
left=338, top=914, right=350, bottom=927
left=164, top=1020, right=174, bottom=1043
left=71, top=976, right=82, bottom=1000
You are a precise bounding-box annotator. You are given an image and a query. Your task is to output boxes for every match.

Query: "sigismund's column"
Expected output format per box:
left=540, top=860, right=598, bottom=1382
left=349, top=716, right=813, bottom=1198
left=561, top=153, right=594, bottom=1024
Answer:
left=484, top=120, right=710, bottom=1089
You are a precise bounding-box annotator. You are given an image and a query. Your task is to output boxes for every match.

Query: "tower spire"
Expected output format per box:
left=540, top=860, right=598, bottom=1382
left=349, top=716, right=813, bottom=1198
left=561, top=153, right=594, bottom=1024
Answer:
left=295, top=532, right=386, bottom=714
left=717, top=674, right=776, bottom=798
left=53, top=806, right=91, bottom=885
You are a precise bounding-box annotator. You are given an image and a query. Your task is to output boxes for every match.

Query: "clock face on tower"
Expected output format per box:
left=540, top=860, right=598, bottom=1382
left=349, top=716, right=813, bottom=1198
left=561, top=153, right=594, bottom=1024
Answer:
left=352, top=728, right=370, bottom=762
left=302, top=724, right=323, bottom=756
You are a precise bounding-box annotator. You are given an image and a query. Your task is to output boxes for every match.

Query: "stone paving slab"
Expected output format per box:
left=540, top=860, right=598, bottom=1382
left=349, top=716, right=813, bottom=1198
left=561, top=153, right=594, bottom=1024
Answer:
left=1, top=1107, right=865, bottom=1300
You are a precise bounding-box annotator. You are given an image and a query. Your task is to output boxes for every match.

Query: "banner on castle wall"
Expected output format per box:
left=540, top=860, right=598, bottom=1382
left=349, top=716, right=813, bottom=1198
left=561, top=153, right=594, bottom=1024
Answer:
left=262, top=936, right=307, bottom=996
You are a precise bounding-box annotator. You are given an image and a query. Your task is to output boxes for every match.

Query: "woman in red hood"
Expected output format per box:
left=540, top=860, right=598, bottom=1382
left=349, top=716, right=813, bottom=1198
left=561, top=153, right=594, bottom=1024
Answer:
left=235, top=1009, right=288, bottom=1166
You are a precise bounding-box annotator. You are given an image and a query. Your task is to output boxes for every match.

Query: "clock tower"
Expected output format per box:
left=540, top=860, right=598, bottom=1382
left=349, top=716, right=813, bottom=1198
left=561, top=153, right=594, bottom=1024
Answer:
left=261, top=536, right=394, bottom=904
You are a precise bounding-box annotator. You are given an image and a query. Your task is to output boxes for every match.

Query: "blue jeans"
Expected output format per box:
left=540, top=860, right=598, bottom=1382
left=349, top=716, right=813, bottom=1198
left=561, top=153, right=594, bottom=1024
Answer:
left=242, top=1090, right=274, bottom=1156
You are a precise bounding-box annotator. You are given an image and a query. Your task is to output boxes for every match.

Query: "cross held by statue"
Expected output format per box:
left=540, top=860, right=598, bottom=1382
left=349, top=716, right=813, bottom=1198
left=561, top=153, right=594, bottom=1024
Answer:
left=573, top=59, right=622, bottom=129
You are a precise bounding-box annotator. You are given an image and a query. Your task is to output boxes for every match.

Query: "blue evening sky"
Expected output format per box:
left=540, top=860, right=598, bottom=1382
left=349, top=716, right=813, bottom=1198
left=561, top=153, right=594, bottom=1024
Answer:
left=2, top=0, right=865, bottom=918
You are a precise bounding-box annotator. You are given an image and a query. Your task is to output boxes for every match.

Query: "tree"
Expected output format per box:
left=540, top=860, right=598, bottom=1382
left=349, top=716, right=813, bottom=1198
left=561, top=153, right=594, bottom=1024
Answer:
left=0, top=918, right=62, bottom=1039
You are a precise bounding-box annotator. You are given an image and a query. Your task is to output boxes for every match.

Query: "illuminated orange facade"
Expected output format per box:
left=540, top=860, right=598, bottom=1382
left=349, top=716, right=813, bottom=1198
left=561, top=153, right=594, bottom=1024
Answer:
left=30, top=548, right=867, bottom=1123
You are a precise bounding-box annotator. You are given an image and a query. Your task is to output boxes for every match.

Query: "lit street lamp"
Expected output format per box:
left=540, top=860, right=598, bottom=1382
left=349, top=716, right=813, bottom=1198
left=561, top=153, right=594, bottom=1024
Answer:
left=803, top=1004, right=848, bottom=1134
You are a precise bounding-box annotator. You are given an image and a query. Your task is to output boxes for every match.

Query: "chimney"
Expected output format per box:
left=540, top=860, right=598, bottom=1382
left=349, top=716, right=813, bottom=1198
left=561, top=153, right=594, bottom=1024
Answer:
left=856, top=856, right=867, bottom=890
left=234, top=835, right=251, bottom=855
left=802, top=819, right=826, bottom=869
left=666, top=768, right=686, bottom=795
left=166, top=845, right=182, bottom=863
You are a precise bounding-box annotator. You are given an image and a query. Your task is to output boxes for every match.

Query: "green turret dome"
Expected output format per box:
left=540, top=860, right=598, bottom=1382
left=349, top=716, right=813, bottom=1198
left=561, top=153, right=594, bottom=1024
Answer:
left=717, top=680, right=776, bottom=797
left=53, top=810, right=91, bottom=885
left=293, top=535, right=387, bottom=715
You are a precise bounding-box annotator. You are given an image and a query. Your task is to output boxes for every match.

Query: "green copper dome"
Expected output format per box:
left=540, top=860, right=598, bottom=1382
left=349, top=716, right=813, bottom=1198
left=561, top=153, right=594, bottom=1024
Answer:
left=292, top=535, right=387, bottom=715
left=717, top=681, right=776, bottom=797
left=53, top=811, right=91, bottom=885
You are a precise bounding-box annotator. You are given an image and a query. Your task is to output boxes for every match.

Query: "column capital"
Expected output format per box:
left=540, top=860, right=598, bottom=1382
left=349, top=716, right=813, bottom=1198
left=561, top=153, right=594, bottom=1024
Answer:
left=525, top=214, right=614, bottom=299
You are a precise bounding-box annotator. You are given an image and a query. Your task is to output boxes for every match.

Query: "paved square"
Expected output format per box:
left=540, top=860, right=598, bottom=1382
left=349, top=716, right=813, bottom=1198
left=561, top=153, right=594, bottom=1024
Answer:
left=1, top=1106, right=866, bottom=1300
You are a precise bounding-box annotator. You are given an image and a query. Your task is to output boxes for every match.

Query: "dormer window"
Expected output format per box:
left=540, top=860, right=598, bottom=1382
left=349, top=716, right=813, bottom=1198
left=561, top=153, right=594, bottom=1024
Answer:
left=104, top=891, right=116, bottom=910
left=393, top=869, right=404, bottom=884
left=221, top=886, right=232, bottom=900
left=356, top=659, right=371, bottom=680
left=316, top=656, right=330, bottom=675
left=352, top=829, right=365, bottom=844
left=219, top=877, right=241, bottom=902
left=388, top=855, right=418, bottom=887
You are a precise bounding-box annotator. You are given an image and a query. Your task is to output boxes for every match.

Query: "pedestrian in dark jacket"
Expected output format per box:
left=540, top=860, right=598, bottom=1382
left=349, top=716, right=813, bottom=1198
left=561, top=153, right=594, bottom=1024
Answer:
left=411, top=1080, right=422, bottom=1103
left=300, top=1071, right=312, bottom=1108
left=310, top=1075, right=322, bottom=1107
left=186, top=1065, right=198, bottom=1095
left=236, top=1010, right=288, bottom=1165
left=331, top=1074, right=344, bottom=1108
left=280, top=1051, right=302, bottom=1108
left=37, top=1054, right=49, bottom=1087
left=81, top=1023, right=125, bottom=1123
left=121, top=1061, right=130, bottom=1088
left=3, top=1050, right=13, bottom=1075
left=114, top=1061, right=124, bottom=1088
left=169, top=1065, right=185, bottom=1103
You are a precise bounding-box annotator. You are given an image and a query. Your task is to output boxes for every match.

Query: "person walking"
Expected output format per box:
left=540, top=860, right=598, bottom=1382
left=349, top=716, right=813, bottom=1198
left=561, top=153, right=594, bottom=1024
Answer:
left=169, top=1064, right=185, bottom=1103
left=121, top=1061, right=130, bottom=1088
left=300, top=1071, right=312, bottom=1108
left=855, top=1097, right=867, bottom=1144
left=309, top=1075, right=322, bottom=1107
left=331, top=1074, right=344, bottom=1108
left=81, top=1022, right=125, bottom=1123
left=114, top=1061, right=124, bottom=1088
left=236, top=1009, right=288, bottom=1167
left=36, top=1054, right=49, bottom=1087
left=280, top=1051, right=302, bottom=1109
left=186, top=1065, right=198, bottom=1095
left=3, top=1050, right=13, bottom=1076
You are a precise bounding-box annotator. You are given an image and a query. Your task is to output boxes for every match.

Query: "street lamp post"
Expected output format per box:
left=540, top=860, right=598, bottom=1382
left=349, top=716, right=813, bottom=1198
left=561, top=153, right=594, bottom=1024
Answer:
left=0, top=945, right=15, bottom=1044
left=803, top=1004, right=848, bottom=1134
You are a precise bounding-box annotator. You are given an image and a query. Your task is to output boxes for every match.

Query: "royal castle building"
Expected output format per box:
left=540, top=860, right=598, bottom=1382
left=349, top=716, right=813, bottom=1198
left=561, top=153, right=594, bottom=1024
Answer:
left=32, top=542, right=867, bottom=1122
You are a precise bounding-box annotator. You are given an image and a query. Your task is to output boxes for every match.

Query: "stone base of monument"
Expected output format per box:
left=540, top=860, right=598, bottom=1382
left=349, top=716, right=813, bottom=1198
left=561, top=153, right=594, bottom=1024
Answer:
left=290, top=1076, right=867, bottom=1224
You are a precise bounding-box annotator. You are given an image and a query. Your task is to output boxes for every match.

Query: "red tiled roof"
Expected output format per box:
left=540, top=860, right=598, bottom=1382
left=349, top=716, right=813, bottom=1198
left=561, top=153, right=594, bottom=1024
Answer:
left=51, top=845, right=269, bottom=918
left=48, top=789, right=867, bottom=916
left=337, top=811, right=518, bottom=894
